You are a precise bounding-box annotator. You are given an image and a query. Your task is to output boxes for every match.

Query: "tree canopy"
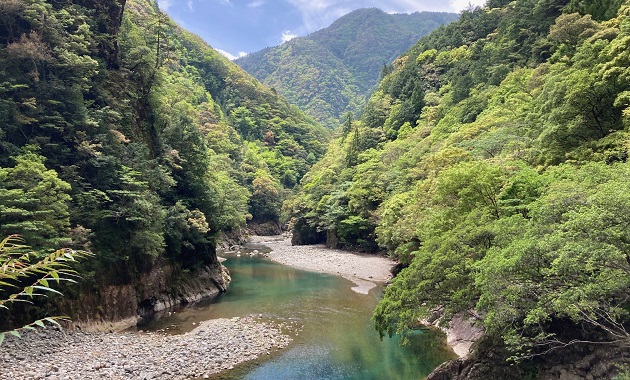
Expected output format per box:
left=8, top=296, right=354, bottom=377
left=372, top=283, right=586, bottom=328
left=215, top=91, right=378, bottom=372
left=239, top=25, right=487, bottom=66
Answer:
left=287, top=0, right=630, bottom=367
left=0, top=0, right=328, bottom=327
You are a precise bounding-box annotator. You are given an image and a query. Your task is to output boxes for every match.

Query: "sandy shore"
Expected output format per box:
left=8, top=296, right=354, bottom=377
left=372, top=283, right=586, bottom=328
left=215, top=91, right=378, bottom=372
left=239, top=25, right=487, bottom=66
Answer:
left=249, top=234, right=396, bottom=294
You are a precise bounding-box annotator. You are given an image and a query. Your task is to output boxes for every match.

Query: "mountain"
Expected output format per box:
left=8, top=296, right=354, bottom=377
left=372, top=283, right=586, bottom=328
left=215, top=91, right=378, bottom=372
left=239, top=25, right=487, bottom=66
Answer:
left=235, top=8, right=458, bottom=128
left=0, top=0, right=327, bottom=328
left=287, top=0, right=630, bottom=376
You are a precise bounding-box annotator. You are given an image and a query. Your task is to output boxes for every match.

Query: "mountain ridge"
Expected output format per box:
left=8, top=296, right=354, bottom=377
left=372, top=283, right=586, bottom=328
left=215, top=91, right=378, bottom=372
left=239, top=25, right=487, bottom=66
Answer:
left=236, top=8, right=458, bottom=128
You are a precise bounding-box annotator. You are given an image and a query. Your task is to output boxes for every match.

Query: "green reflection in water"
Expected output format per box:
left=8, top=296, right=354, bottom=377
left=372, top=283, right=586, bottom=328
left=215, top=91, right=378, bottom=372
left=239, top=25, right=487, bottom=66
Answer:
left=141, top=254, right=456, bottom=379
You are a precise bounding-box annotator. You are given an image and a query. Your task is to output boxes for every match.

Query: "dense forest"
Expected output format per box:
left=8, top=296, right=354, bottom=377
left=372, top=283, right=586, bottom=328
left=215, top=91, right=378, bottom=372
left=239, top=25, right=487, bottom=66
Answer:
left=236, top=9, right=458, bottom=128
left=4, top=0, right=630, bottom=377
left=0, top=0, right=327, bottom=325
left=286, top=0, right=630, bottom=375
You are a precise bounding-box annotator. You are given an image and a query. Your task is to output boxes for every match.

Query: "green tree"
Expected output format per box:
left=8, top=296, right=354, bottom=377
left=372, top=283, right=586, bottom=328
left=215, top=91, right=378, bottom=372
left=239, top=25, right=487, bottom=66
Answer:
left=341, top=111, right=353, bottom=138
left=249, top=174, right=282, bottom=222
left=476, top=162, right=630, bottom=359
left=0, top=148, right=71, bottom=250
left=548, top=13, right=602, bottom=46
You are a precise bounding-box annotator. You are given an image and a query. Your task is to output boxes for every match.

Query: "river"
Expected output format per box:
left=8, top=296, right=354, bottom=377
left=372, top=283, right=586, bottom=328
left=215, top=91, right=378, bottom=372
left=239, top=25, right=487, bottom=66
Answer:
left=140, top=246, right=455, bottom=379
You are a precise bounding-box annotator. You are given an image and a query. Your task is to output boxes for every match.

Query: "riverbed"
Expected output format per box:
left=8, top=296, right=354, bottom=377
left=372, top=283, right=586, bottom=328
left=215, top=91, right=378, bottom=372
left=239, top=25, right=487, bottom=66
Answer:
left=251, top=234, right=395, bottom=294
left=0, top=316, right=293, bottom=379
left=0, top=238, right=455, bottom=379
left=140, top=240, right=456, bottom=379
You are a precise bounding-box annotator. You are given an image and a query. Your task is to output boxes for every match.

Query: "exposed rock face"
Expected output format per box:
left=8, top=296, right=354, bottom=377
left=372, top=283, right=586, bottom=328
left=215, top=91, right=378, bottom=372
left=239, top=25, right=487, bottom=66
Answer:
left=216, top=228, right=249, bottom=251
left=291, top=220, right=326, bottom=245
left=248, top=221, right=283, bottom=236
left=54, top=261, right=230, bottom=332
left=427, top=336, right=630, bottom=380
left=423, top=310, right=485, bottom=359
left=445, top=314, right=485, bottom=358
left=326, top=230, right=340, bottom=248
left=425, top=311, right=630, bottom=379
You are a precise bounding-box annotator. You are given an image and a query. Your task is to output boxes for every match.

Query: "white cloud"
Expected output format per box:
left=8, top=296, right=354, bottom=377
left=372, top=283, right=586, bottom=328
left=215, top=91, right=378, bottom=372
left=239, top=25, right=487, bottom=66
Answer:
left=284, top=0, right=342, bottom=32
left=216, top=49, right=248, bottom=60
left=187, top=0, right=194, bottom=11
left=248, top=0, right=265, bottom=8
left=284, top=0, right=488, bottom=35
left=157, top=0, right=173, bottom=11
left=449, top=0, right=487, bottom=11
left=281, top=30, right=298, bottom=43
left=366, top=0, right=487, bottom=13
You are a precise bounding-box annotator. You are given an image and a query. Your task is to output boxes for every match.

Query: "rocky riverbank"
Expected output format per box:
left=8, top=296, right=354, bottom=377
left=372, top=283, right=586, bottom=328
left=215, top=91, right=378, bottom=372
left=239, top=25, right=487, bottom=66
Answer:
left=0, top=315, right=296, bottom=380
left=45, top=261, right=231, bottom=334
left=248, top=234, right=395, bottom=294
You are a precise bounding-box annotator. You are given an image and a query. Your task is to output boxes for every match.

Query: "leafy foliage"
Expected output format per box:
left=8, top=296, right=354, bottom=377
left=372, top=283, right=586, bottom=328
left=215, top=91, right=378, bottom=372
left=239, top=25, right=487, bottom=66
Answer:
left=288, top=0, right=630, bottom=361
left=0, top=147, right=71, bottom=250
left=0, top=0, right=327, bottom=326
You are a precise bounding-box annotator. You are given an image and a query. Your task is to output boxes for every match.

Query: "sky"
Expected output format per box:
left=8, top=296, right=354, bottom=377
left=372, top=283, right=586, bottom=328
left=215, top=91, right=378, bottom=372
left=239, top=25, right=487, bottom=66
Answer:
left=157, top=0, right=487, bottom=60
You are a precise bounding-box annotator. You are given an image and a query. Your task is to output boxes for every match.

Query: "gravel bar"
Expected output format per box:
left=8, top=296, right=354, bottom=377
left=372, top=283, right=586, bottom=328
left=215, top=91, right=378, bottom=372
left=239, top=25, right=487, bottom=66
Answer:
left=0, top=315, right=294, bottom=380
left=249, top=234, right=396, bottom=294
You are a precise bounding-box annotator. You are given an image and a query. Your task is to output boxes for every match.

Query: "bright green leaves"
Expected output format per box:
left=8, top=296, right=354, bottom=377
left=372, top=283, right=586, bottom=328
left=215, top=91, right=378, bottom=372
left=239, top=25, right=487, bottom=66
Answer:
left=533, top=8, right=630, bottom=164
left=286, top=136, right=387, bottom=251
left=249, top=174, right=282, bottom=223
left=434, top=161, right=505, bottom=218
left=549, top=13, right=603, bottom=46
left=230, top=106, right=258, bottom=140
left=0, top=148, right=71, bottom=251
left=235, top=11, right=457, bottom=129
left=475, top=162, right=630, bottom=357
left=373, top=161, right=532, bottom=339
left=534, top=63, right=623, bottom=164
left=101, top=165, right=165, bottom=259
left=278, top=0, right=630, bottom=363
left=0, top=0, right=328, bottom=311
left=566, top=0, right=625, bottom=21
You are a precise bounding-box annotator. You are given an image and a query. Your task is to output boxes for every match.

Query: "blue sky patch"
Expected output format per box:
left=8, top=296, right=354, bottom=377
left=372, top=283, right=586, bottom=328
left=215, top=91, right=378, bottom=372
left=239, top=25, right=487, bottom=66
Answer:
left=157, top=0, right=486, bottom=59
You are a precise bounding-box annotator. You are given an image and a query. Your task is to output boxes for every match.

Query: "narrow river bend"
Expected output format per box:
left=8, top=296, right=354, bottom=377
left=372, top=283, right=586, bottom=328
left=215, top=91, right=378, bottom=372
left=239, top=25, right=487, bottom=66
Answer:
left=139, top=244, right=456, bottom=379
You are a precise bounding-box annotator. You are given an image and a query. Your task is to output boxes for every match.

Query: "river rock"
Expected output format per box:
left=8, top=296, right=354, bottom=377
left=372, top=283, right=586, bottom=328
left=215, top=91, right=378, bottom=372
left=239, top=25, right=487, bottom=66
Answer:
left=0, top=316, right=295, bottom=380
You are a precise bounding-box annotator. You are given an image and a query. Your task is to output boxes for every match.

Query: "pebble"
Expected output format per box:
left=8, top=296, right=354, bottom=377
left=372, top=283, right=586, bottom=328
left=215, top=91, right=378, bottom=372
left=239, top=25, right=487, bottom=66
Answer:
left=0, top=316, right=295, bottom=379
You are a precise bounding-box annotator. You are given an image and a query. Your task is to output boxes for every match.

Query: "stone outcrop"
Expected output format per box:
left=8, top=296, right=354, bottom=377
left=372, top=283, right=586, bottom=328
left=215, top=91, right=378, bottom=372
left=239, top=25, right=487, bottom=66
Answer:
left=53, top=261, right=230, bottom=332
left=248, top=221, right=283, bottom=236
left=290, top=220, right=326, bottom=245
left=424, top=310, right=630, bottom=379
left=444, top=314, right=485, bottom=358
left=423, top=310, right=485, bottom=359
left=427, top=333, right=630, bottom=380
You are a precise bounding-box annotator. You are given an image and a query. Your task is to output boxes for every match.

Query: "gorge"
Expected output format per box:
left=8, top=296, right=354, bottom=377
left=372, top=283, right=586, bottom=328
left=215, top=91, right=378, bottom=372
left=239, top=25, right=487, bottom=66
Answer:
left=3, top=0, right=630, bottom=379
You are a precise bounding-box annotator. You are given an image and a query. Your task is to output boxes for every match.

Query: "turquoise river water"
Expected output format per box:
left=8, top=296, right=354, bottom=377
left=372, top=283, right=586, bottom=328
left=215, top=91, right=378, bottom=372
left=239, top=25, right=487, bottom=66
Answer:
left=140, top=247, right=455, bottom=379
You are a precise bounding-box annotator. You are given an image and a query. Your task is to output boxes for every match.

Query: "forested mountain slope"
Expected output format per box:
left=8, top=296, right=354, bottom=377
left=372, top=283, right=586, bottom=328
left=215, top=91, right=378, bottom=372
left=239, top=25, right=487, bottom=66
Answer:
left=236, top=8, right=458, bottom=128
left=0, top=0, right=327, bottom=326
left=286, top=0, right=630, bottom=377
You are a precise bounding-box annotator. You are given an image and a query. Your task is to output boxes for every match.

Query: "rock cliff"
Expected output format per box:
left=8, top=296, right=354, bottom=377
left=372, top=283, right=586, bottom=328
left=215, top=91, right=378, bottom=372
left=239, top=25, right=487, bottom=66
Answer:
left=53, top=261, right=230, bottom=331
left=428, top=336, right=630, bottom=380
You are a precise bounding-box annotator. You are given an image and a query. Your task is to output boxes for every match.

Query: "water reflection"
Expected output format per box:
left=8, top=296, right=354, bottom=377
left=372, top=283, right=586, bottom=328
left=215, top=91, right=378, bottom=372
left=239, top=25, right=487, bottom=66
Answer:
left=140, top=253, right=455, bottom=379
